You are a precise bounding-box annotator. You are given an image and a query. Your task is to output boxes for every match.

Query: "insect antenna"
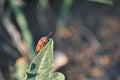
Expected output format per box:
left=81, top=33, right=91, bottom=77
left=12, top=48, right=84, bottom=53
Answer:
left=46, top=32, right=53, bottom=40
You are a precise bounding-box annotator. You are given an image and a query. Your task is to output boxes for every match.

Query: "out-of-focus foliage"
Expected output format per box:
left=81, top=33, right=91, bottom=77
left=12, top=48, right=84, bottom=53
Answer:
left=88, top=0, right=113, bottom=5
left=56, top=0, right=73, bottom=29
left=12, top=57, right=28, bottom=80
left=39, top=0, right=49, bottom=8
left=24, top=39, right=65, bottom=80
left=0, top=0, right=120, bottom=80
left=10, top=0, right=35, bottom=59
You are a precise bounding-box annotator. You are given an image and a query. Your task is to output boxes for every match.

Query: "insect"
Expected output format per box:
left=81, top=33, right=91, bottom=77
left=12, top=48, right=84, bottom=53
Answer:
left=35, top=32, right=52, bottom=52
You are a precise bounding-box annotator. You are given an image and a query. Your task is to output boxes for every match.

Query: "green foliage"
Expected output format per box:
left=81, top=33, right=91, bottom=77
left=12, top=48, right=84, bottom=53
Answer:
left=39, top=0, right=49, bottom=8
left=60, top=0, right=73, bottom=18
left=88, top=0, right=113, bottom=5
left=9, top=0, right=35, bottom=59
left=24, top=39, right=65, bottom=80
left=56, top=0, right=73, bottom=34
left=12, top=57, right=28, bottom=80
left=58, top=0, right=73, bottom=25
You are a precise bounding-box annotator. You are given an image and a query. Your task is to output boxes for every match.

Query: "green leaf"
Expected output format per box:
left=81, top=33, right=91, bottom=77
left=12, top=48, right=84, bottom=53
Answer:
left=24, top=39, right=65, bottom=80
left=45, top=72, right=65, bottom=80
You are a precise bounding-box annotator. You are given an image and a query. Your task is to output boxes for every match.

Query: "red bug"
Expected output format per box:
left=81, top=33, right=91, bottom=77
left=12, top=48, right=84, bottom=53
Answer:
left=35, top=32, right=52, bottom=52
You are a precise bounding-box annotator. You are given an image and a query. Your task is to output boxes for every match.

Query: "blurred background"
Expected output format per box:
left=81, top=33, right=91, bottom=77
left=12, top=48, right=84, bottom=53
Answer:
left=0, top=0, right=120, bottom=80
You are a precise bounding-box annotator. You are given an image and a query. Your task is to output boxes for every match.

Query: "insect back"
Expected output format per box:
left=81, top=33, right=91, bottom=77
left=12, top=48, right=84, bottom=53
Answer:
left=35, top=32, right=53, bottom=52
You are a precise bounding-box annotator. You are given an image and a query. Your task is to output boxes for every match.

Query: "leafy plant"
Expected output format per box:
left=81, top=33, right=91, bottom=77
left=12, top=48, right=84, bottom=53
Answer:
left=24, top=39, right=65, bottom=80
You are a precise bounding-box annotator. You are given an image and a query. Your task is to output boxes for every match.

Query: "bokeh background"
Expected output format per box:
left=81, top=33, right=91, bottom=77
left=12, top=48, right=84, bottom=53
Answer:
left=0, top=0, right=120, bottom=80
